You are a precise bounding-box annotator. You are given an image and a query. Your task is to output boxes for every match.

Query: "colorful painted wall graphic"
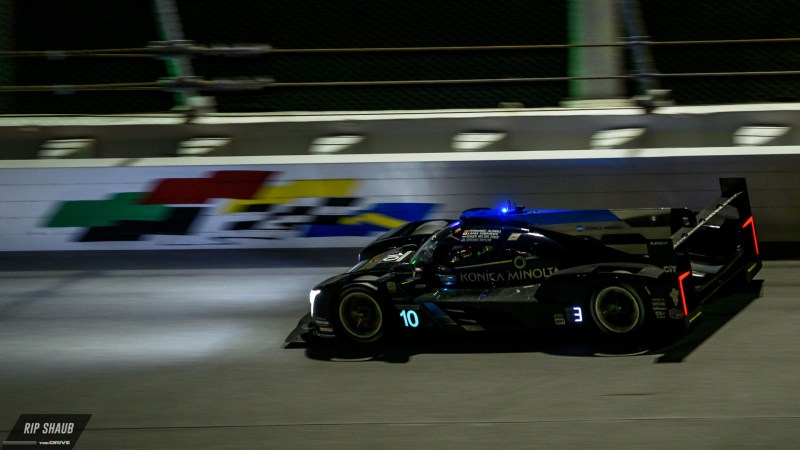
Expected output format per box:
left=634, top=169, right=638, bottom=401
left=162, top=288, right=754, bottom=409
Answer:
left=44, top=170, right=438, bottom=244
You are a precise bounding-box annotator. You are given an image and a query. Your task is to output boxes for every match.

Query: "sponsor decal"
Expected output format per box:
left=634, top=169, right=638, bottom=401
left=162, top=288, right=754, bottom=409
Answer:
left=438, top=274, right=457, bottom=286
left=584, top=224, right=625, bottom=231
left=669, top=288, right=680, bottom=306
left=669, top=308, right=685, bottom=319
left=383, top=250, right=414, bottom=263
left=651, top=298, right=667, bottom=315
left=2, top=414, right=91, bottom=449
left=461, top=229, right=501, bottom=242
left=459, top=267, right=557, bottom=283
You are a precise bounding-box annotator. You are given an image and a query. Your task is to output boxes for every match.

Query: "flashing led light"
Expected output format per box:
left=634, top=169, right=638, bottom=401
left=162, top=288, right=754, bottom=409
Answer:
left=677, top=271, right=691, bottom=317
left=309, top=289, right=321, bottom=316
left=498, top=201, right=517, bottom=214
left=741, top=216, right=760, bottom=256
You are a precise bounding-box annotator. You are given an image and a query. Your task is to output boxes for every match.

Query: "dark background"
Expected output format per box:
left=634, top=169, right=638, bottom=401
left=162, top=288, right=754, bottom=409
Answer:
left=2, top=0, right=800, bottom=114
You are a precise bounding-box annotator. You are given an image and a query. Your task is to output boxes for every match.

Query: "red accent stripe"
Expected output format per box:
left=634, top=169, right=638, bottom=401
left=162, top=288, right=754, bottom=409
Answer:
left=140, top=171, right=272, bottom=205
left=741, top=216, right=760, bottom=256
left=678, top=271, right=691, bottom=317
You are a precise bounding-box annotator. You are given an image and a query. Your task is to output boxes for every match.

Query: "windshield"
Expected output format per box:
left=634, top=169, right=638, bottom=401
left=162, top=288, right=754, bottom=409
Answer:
left=410, top=222, right=459, bottom=266
left=411, top=222, right=540, bottom=268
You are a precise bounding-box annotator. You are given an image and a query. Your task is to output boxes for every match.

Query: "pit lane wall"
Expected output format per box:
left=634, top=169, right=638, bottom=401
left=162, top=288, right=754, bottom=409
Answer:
left=1, top=149, right=799, bottom=251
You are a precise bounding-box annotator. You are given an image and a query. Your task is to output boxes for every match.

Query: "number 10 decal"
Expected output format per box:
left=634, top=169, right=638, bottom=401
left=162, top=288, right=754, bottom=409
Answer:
left=400, top=310, right=419, bottom=328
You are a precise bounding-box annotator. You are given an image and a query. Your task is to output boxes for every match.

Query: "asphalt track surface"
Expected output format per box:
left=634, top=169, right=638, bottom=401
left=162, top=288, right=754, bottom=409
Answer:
left=1, top=250, right=799, bottom=449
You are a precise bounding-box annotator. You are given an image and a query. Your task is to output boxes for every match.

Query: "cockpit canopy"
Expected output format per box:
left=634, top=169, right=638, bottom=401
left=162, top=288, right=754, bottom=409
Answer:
left=412, top=223, right=567, bottom=268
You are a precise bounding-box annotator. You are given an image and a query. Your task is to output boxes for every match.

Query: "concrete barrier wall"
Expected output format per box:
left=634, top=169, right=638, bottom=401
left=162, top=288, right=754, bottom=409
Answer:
left=2, top=150, right=798, bottom=251
left=3, top=104, right=800, bottom=159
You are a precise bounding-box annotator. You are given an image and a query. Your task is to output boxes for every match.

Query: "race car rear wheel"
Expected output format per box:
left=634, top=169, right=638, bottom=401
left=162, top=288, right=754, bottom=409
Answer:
left=336, top=287, right=386, bottom=343
left=590, top=285, right=645, bottom=335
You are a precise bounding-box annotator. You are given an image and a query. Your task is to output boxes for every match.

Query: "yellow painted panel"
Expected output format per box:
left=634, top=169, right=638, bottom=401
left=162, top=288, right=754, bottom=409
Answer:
left=225, top=179, right=357, bottom=213
left=340, top=213, right=406, bottom=229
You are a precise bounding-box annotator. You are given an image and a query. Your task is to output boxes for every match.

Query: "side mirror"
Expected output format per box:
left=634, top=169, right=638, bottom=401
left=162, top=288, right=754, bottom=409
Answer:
left=377, top=262, right=418, bottom=284
left=391, top=262, right=416, bottom=276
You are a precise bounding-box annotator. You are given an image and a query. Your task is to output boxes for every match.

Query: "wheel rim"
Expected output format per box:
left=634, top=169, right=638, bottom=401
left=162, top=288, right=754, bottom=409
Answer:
left=593, top=286, right=641, bottom=334
left=338, top=291, right=383, bottom=340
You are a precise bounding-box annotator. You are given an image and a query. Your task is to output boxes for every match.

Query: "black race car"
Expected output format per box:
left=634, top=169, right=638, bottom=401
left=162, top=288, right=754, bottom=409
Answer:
left=303, top=178, right=761, bottom=345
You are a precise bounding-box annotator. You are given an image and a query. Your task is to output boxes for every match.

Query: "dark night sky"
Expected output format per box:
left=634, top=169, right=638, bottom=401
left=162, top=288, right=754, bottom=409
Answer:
left=5, top=1, right=800, bottom=113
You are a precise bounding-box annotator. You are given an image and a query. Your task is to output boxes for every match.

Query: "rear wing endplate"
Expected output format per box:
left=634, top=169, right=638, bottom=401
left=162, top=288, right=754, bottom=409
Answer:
left=647, top=178, right=758, bottom=322
left=671, top=178, right=750, bottom=250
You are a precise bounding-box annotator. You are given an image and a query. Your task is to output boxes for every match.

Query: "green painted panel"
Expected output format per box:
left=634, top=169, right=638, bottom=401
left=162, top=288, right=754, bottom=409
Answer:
left=46, top=192, right=171, bottom=228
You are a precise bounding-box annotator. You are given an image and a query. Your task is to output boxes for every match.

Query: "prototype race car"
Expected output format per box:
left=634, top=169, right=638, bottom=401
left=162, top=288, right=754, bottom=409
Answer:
left=305, top=178, right=761, bottom=344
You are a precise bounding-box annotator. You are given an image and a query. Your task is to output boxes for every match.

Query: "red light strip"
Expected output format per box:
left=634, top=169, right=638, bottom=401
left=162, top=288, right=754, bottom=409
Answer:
left=678, top=271, right=691, bottom=317
left=741, top=216, right=760, bottom=256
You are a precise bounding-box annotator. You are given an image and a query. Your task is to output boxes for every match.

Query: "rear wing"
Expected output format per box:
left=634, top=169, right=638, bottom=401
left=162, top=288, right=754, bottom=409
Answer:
left=671, top=178, right=754, bottom=251
left=647, top=178, right=760, bottom=323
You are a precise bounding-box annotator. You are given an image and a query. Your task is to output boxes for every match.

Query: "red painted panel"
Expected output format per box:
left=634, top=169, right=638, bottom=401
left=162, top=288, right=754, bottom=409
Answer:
left=139, top=171, right=273, bottom=204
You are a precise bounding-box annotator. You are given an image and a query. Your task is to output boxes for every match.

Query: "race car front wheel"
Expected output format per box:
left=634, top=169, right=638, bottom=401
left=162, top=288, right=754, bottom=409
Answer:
left=336, top=287, right=387, bottom=343
left=589, top=284, right=645, bottom=335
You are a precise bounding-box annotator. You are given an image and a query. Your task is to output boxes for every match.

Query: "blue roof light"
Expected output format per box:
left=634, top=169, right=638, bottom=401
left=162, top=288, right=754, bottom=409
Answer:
left=499, top=200, right=517, bottom=214
left=460, top=207, right=622, bottom=226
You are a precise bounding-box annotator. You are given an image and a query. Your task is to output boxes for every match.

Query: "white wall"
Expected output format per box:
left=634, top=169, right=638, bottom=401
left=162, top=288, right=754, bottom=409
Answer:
left=2, top=150, right=798, bottom=251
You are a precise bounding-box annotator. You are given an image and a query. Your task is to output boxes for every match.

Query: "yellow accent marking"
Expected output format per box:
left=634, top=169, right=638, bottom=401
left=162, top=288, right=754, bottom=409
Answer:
left=339, top=213, right=407, bottom=229
left=225, top=179, right=357, bottom=213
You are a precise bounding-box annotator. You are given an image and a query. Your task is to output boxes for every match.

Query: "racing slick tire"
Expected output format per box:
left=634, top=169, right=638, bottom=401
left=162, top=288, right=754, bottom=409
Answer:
left=589, top=284, right=646, bottom=336
left=334, top=287, right=389, bottom=344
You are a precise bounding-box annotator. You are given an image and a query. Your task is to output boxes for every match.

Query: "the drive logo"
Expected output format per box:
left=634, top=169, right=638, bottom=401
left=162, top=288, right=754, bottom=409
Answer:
left=2, top=414, right=91, bottom=449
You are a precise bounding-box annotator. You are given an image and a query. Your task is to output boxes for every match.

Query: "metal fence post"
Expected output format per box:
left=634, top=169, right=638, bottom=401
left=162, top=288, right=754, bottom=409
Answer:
left=153, top=0, right=213, bottom=113
left=566, top=0, right=627, bottom=105
left=618, top=0, right=657, bottom=94
left=0, top=0, right=13, bottom=113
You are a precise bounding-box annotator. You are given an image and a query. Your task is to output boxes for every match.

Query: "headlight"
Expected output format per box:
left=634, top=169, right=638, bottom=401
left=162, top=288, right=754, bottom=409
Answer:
left=309, top=289, right=321, bottom=316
